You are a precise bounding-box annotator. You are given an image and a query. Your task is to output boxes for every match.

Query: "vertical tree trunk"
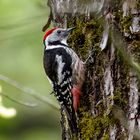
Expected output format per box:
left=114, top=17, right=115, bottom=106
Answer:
left=44, top=0, right=140, bottom=139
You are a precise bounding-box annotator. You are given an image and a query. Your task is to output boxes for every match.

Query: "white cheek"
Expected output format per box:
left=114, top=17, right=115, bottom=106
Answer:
left=61, top=39, right=67, bottom=45
left=50, top=35, right=59, bottom=42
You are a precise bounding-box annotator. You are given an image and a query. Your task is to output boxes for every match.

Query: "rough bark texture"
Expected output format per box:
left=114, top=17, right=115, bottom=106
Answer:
left=45, top=0, right=140, bottom=139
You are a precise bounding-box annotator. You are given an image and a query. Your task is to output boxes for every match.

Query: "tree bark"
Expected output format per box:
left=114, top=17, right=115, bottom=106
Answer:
left=44, top=0, right=140, bottom=139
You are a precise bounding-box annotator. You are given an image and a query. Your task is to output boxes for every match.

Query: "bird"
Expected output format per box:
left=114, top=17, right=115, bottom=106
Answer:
left=43, top=27, right=85, bottom=133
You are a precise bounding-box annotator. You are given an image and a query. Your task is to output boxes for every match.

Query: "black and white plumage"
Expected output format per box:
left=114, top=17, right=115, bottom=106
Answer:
left=43, top=27, right=84, bottom=133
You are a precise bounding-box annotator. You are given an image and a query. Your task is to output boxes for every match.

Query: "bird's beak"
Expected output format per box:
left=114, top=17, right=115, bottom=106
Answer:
left=67, top=27, right=76, bottom=33
left=63, top=27, right=76, bottom=37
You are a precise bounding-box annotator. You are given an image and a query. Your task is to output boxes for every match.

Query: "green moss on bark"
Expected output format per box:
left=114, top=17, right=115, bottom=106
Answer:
left=66, top=6, right=139, bottom=139
left=68, top=18, right=103, bottom=60
left=78, top=108, right=116, bottom=140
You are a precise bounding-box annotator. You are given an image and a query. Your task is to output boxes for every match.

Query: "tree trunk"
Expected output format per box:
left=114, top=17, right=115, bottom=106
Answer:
left=44, top=0, right=140, bottom=139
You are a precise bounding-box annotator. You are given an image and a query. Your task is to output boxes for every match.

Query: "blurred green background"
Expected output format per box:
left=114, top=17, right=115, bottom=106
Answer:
left=0, top=0, right=61, bottom=139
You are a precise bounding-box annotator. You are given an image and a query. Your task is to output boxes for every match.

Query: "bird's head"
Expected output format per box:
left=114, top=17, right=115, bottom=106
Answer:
left=43, top=27, right=75, bottom=47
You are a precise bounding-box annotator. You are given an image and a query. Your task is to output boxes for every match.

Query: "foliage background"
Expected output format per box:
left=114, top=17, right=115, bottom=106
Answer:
left=0, top=0, right=61, bottom=139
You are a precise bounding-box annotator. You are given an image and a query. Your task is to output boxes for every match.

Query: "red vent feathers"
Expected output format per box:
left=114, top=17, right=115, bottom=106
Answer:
left=43, top=28, right=58, bottom=41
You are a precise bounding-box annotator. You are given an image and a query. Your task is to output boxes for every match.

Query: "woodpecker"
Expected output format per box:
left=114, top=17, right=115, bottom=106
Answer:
left=43, top=27, right=84, bottom=133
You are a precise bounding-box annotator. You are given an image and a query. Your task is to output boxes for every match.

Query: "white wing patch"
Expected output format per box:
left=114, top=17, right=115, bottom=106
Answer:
left=55, top=55, right=65, bottom=84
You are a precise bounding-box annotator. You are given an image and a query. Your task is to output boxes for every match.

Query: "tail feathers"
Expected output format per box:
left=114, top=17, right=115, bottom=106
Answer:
left=63, top=105, right=78, bottom=134
left=53, top=83, right=78, bottom=134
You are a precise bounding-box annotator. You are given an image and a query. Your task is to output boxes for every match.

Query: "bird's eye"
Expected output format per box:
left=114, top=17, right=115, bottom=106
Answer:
left=57, top=30, right=61, bottom=34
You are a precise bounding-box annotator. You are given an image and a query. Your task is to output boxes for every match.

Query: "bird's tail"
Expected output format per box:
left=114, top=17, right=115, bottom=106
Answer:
left=63, top=104, right=78, bottom=134
left=53, top=84, right=78, bottom=134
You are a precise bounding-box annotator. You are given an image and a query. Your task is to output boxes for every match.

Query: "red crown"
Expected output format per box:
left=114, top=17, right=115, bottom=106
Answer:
left=43, top=28, right=58, bottom=41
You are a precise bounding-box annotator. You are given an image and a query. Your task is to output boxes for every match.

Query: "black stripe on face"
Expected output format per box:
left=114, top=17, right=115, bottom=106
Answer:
left=48, top=41, right=68, bottom=47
